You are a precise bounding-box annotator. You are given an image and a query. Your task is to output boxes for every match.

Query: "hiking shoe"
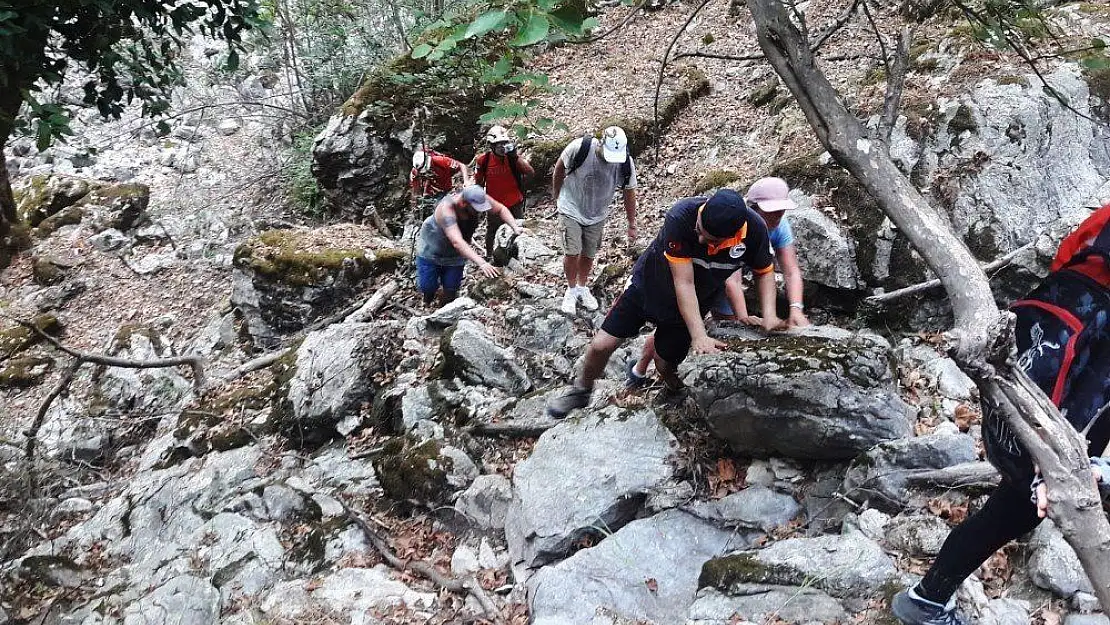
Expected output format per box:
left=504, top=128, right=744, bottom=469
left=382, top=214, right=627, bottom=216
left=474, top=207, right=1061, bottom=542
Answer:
left=891, top=590, right=968, bottom=625
left=576, top=286, right=599, bottom=311
left=546, top=386, right=592, bottom=419
left=560, top=288, right=577, bottom=315
left=624, top=359, right=649, bottom=389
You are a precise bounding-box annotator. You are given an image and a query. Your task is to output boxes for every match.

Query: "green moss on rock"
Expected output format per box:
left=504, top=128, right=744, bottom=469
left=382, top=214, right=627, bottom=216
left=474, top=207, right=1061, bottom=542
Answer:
left=0, top=313, right=60, bottom=360
left=234, top=229, right=374, bottom=288
left=0, top=355, right=54, bottom=388
left=12, top=175, right=91, bottom=227
left=35, top=206, right=85, bottom=238
left=690, top=169, right=742, bottom=195
left=32, top=257, right=65, bottom=286
left=373, top=436, right=451, bottom=504
left=699, top=553, right=804, bottom=590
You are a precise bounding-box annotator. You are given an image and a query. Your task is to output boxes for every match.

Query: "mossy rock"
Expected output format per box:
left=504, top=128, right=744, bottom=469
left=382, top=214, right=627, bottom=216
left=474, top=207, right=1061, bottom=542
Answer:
left=32, top=256, right=66, bottom=286
left=0, top=355, right=54, bottom=388
left=523, top=137, right=571, bottom=187
left=0, top=314, right=60, bottom=360
left=747, top=77, right=780, bottom=107
left=373, top=436, right=451, bottom=504
left=12, top=174, right=91, bottom=227
left=689, top=169, right=742, bottom=195
left=34, top=205, right=85, bottom=238
left=233, top=229, right=375, bottom=288
left=1077, top=2, right=1110, bottom=16
left=0, top=221, right=32, bottom=270
left=76, top=182, right=150, bottom=231
left=1086, top=66, right=1110, bottom=103
left=699, top=553, right=806, bottom=590
left=598, top=67, right=710, bottom=158
left=468, top=275, right=515, bottom=302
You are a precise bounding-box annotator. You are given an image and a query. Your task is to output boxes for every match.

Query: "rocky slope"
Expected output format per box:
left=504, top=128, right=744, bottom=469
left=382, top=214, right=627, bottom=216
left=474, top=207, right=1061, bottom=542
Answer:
left=1, top=1, right=1110, bottom=624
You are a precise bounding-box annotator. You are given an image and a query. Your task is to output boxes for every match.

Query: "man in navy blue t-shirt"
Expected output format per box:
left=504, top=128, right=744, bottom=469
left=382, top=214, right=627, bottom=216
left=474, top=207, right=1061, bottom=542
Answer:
left=547, top=189, right=785, bottom=418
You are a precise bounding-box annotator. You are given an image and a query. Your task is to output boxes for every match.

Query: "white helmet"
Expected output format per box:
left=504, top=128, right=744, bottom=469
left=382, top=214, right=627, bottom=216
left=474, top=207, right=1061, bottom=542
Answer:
left=485, top=125, right=511, bottom=144
left=412, top=150, right=431, bottom=172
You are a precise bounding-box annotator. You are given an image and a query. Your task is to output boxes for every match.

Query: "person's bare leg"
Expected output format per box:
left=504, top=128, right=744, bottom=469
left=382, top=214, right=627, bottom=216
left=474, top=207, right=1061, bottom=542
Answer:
left=576, top=255, right=595, bottom=288
left=576, top=330, right=623, bottom=389
left=654, top=354, right=684, bottom=391
left=634, top=334, right=655, bottom=377
left=563, top=254, right=580, bottom=287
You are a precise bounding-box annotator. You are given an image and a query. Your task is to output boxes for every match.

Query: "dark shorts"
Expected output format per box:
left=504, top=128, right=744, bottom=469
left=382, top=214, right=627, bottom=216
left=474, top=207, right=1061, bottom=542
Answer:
left=601, top=283, right=694, bottom=365
left=415, top=257, right=464, bottom=294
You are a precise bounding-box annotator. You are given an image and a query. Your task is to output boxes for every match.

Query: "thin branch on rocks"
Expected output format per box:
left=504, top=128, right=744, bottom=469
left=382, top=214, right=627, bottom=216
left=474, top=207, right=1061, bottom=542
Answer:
left=468, top=421, right=558, bottom=438
left=864, top=241, right=1034, bottom=306
left=24, top=358, right=82, bottom=462
left=2, top=314, right=208, bottom=389
left=904, top=462, right=1001, bottom=490
left=652, top=0, right=715, bottom=163
left=345, top=280, right=400, bottom=323
left=337, top=499, right=506, bottom=624
left=878, top=27, right=913, bottom=143
left=569, top=0, right=649, bottom=45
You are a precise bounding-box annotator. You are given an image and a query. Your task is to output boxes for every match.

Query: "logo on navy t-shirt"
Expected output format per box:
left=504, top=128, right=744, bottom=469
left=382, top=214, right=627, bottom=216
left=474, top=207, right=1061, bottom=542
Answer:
left=729, top=243, right=746, bottom=258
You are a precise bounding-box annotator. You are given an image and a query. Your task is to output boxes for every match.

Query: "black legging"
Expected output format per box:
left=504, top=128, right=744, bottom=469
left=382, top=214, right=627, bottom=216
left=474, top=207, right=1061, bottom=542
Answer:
left=917, top=478, right=1042, bottom=603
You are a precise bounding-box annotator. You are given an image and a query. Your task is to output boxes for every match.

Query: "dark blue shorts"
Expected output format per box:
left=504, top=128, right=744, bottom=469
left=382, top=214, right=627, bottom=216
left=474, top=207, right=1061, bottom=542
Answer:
left=601, top=283, right=696, bottom=365
left=416, top=257, right=464, bottom=294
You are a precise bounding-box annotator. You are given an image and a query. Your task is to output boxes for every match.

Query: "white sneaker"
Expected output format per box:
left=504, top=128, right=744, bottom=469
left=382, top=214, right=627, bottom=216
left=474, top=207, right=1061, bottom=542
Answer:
left=560, top=288, right=577, bottom=315
left=576, top=286, right=599, bottom=311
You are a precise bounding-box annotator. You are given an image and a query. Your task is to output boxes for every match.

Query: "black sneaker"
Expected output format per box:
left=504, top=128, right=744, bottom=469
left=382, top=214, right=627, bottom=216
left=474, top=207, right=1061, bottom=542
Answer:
left=891, top=590, right=968, bottom=625
left=546, top=386, right=592, bottom=419
left=624, top=360, right=649, bottom=390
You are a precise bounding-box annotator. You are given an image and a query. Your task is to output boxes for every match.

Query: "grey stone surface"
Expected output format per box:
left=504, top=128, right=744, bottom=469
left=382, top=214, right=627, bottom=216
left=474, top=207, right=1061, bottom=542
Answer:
left=425, top=297, right=485, bottom=329
left=1029, top=521, right=1095, bottom=598
left=441, top=319, right=531, bottom=393
left=455, top=474, right=513, bottom=530
left=684, top=327, right=912, bottom=460
left=528, top=510, right=744, bottom=625
left=284, top=321, right=401, bottom=444
left=301, top=445, right=379, bottom=496
left=505, top=407, right=678, bottom=571
left=89, top=227, right=130, bottom=251
left=788, top=207, right=862, bottom=290
left=122, top=575, right=220, bottom=625
left=1065, top=616, right=1110, bottom=625
left=883, top=514, right=951, bottom=557
left=686, top=586, right=847, bottom=625
left=441, top=445, right=479, bottom=490
left=977, top=598, right=1031, bottom=625
left=685, top=486, right=801, bottom=531
left=317, top=566, right=437, bottom=613
left=842, top=431, right=979, bottom=512
left=96, top=325, right=193, bottom=417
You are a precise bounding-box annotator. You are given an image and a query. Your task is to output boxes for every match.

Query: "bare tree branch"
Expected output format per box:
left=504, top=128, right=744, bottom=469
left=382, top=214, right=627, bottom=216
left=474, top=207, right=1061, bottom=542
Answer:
left=878, top=26, right=913, bottom=144
left=653, top=0, right=716, bottom=163
left=864, top=240, right=1034, bottom=306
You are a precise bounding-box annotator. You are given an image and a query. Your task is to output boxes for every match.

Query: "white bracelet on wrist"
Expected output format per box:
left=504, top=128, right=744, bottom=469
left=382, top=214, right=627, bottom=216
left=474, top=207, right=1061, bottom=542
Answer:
left=789, top=302, right=804, bottom=310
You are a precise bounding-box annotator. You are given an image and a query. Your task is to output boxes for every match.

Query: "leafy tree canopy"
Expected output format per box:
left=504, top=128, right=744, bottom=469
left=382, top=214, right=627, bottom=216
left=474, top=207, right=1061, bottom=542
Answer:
left=0, top=0, right=262, bottom=148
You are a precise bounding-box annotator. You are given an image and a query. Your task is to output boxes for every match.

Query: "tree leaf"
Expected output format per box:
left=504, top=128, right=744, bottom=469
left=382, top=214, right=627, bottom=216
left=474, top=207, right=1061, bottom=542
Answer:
left=1081, top=56, right=1110, bottom=70
left=511, top=13, right=550, bottom=47
left=548, top=5, right=588, bottom=35
left=411, top=42, right=434, bottom=59
left=465, top=9, right=508, bottom=39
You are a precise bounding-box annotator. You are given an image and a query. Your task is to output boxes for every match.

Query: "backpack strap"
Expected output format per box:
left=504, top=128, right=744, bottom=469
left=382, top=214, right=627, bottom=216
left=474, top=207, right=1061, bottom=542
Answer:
left=565, top=134, right=593, bottom=178
left=505, top=151, right=525, bottom=191
left=1066, top=223, right=1110, bottom=268
left=620, top=158, right=632, bottom=189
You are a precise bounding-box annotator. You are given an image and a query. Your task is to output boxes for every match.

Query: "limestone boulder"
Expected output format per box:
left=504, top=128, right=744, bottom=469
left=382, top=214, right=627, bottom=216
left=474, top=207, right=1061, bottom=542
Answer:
left=441, top=319, right=532, bottom=393
left=528, top=510, right=745, bottom=625
left=842, top=430, right=979, bottom=512
left=683, top=326, right=913, bottom=460
left=505, top=407, right=678, bottom=571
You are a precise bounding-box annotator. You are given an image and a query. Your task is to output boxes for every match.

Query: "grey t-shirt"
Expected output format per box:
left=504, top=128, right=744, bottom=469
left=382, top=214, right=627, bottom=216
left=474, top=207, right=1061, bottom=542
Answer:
left=556, top=137, right=638, bottom=226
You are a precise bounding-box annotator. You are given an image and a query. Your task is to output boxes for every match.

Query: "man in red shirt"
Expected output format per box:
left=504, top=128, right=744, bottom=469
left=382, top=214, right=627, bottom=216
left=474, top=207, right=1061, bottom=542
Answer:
left=410, top=149, right=472, bottom=207
left=474, top=125, right=534, bottom=255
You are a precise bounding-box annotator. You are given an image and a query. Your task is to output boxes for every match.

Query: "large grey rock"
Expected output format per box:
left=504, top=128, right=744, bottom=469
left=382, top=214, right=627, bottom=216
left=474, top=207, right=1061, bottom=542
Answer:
left=685, top=486, right=801, bottom=532
left=528, top=510, right=744, bottom=625
left=316, top=566, right=437, bottom=613
left=1029, top=521, right=1095, bottom=598
left=842, top=431, right=979, bottom=512
left=686, top=586, right=847, bottom=625
left=311, top=114, right=408, bottom=223
left=122, top=576, right=220, bottom=625
left=788, top=206, right=862, bottom=290
left=1065, top=616, right=1110, bottom=625
left=281, top=321, right=402, bottom=445
left=700, top=532, right=900, bottom=601
left=95, top=325, right=193, bottom=417
left=505, top=407, right=678, bottom=571
left=684, top=327, right=912, bottom=460
left=441, top=319, right=531, bottom=393
left=978, top=598, right=1031, bottom=625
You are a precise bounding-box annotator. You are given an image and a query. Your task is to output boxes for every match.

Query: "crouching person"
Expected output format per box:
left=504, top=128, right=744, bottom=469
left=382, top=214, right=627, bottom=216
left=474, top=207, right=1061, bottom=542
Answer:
left=546, top=189, right=784, bottom=418
left=415, top=185, right=524, bottom=306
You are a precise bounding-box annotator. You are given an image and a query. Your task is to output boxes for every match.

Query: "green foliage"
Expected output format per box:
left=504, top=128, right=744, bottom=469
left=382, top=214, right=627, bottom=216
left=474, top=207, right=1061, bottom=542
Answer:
left=288, top=126, right=324, bottom=217
left=0, top=0, right=261, bottom=146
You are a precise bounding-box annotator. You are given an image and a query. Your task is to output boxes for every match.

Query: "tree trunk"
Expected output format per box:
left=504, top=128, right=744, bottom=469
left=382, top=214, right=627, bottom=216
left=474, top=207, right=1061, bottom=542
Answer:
left=745, top=0, right=1110, bottom=608
left=0, top=85, right=23, bottom=270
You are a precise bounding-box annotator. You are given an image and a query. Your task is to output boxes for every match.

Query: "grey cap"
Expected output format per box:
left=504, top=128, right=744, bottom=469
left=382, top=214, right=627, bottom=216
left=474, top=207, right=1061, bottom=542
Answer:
left=461, top=185, right=492, bottom=212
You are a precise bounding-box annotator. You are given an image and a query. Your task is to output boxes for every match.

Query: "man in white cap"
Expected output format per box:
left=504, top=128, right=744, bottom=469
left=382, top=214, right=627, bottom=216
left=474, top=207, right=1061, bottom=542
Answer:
left=474, top=125, right=534, bottom=256
left=710, top=176, right=810, bottom=328
left=551, top=126, right=639, bottom=315
left=410, top=148, right=473, bottom=209
left=415, top=185, right=524, bottom=306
